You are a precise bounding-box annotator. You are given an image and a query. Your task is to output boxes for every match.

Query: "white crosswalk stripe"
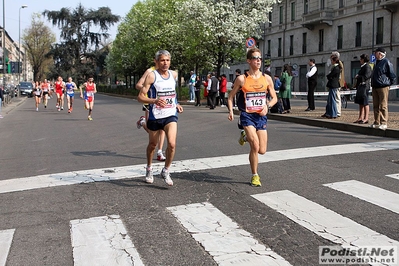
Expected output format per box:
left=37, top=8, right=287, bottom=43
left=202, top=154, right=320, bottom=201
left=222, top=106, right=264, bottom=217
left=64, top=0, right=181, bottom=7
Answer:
left=251, top=190, right=399, bottom=249
left=0, top=229, right=15, bottom=266
left=1, top=140, right=398, bottom=194
left=70, top=215, right=144, bottom=266
left=3, top=181, right=399, bottom=265
left=167, top=202, right=292, bottom=266
left=324, top=180, right=399, bottom=214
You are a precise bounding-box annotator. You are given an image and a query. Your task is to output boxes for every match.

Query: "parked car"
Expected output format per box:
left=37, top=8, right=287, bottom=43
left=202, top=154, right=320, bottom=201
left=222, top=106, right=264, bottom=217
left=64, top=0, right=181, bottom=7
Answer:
left=17, top=82, right=33, bottom=97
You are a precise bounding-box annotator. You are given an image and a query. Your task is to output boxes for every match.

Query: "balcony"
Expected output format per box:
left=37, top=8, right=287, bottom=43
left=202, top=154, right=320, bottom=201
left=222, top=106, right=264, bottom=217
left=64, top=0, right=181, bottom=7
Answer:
left=301, top=8, right=334, bottom=30
left=381, top=0, right=399, bottom=12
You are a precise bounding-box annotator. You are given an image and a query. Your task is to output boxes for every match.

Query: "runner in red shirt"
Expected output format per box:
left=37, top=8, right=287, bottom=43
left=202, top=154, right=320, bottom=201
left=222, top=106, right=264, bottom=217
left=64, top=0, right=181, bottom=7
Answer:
left=79, top=77, right=97, bottom=120
left=54, top=76, right=65, bottom=111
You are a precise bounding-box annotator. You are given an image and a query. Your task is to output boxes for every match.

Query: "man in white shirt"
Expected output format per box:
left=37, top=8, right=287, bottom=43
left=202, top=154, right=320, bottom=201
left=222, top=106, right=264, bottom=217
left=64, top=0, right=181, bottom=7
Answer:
left=305, top=59, right=317, bottom=111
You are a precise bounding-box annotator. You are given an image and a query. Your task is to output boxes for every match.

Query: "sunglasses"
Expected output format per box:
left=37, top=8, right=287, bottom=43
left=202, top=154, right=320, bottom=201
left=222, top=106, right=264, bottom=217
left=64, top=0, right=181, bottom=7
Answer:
left=250, top=56, right=262, bottom=60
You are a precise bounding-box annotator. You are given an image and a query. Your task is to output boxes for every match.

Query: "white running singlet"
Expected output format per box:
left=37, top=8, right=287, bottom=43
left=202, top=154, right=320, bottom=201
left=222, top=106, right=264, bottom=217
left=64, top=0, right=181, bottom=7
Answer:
left=148, top=70, right=177, bottom=120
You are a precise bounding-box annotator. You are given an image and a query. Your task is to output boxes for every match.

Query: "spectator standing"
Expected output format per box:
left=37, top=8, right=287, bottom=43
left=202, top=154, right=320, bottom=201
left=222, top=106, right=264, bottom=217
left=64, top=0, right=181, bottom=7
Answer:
left=0, top=86, right=3, bottom=116
left=194, top=75, right=202, bottom=106
left=353, top=54, right=372, bottom=124
left=188, top=71, right=196, bottom=103
left=203, top=74, right=211, bottom=108
left=207, top=72, right=219, bottom=109
left=322, top=54, right=341, bottom=119
left=219, top=74, right=227, bottom=107
left=369, top=47, right=397, bottom=130
left=305, top=59, right=317, bottom=111
left=279, top=64, right=293, bottom=113
left=231, top=69, right=241, bottom=109
left=331, top=51, right=345, bottom=117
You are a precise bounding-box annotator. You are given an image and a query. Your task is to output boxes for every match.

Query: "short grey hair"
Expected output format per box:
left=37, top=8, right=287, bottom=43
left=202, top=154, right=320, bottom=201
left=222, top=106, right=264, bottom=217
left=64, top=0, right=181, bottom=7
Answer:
left=331, top=51, right=340, bottom=59
left=155, top=50, right=171, bottom=61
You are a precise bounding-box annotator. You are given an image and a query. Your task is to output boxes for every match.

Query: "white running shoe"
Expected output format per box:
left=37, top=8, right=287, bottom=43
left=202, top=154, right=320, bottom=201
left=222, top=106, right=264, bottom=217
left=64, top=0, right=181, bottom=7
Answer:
left=145, top=167, right=154, bottom=184
left=161, top=168, right=173, bottom=186
left=136, top=116, right=145, bottom=129
left=157, top=152, right=166, bottom=161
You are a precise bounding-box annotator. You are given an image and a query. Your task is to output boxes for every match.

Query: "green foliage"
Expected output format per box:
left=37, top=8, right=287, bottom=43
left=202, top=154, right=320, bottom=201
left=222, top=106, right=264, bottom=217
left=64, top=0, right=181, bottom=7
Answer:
left=108, top=0, right=276, bottom=79
left=43, top=4, right=120, bottom=82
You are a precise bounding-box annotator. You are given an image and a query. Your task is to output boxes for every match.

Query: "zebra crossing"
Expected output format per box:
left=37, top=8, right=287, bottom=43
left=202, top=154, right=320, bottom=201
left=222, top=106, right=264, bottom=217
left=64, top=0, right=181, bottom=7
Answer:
left=1, top=174, right=398, bottom=266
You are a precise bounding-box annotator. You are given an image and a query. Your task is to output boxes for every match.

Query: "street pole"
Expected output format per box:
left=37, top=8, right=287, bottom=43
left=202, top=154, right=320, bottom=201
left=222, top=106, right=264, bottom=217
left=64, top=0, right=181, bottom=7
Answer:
left=19, top=5, right=28, bottom=85
left=1, top=0, right=5, bottom=115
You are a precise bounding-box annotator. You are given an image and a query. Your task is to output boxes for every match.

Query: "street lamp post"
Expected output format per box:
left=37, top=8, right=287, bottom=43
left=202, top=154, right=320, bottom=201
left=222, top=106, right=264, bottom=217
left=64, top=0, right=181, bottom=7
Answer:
left=19, top=5, right=28, bottom=85
left=1, top=0, right=5, bottom=115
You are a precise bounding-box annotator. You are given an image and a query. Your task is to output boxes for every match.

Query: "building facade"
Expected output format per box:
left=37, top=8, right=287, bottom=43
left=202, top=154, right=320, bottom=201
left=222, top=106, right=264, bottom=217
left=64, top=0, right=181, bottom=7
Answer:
left=222, top=0, right=399, bottom=100
left=1, top=27, right=32, bottom=86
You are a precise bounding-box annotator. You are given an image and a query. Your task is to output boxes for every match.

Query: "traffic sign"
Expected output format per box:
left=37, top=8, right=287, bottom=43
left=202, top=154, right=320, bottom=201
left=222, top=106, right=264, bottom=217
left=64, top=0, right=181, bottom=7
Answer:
left=370, top=54, right=376, bottom=63
left=246, top=38, right=256, bottom=48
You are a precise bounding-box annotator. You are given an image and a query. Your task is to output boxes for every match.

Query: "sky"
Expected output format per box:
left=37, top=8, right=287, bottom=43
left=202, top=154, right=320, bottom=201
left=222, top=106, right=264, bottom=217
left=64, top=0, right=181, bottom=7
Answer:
left=2, top=0, right=138, bottom=43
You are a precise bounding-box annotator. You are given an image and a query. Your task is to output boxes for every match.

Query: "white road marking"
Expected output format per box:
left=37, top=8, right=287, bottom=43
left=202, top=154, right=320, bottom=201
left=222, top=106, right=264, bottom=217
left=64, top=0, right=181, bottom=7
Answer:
left=1, top=140, right=399, bottom=194
left=0, top=229, right=15, bottom=266
left=252, top=190, right=399, bottom=248
left=70, top=215, right=144, bottom=266
left=324, top=180, right=399, bottom=214
left=167, top=202, right=292, bottom=266
left=386, top=173, right=399, bottom=180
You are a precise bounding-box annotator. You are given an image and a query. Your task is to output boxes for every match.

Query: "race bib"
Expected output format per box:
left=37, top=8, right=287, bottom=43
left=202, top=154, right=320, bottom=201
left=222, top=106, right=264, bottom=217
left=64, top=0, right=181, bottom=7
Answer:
left=245, top=92, right=266, bottom=113
left=153, top=90, right=176, bottom=119
left=86, top=92, right=94, bottom=97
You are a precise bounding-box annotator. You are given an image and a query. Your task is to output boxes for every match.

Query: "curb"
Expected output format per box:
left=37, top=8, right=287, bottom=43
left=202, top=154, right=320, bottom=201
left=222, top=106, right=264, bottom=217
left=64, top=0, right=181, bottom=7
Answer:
left=268, top=113, right=399, bottom=139
left=100, top=93, right=399, bottom=139
left=231, top=108, right=399, bottom=139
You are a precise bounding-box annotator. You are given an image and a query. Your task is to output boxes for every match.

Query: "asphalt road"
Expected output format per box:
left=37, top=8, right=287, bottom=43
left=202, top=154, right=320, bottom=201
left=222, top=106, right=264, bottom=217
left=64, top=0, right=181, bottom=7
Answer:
left=0, top=94, right=398, bottom=265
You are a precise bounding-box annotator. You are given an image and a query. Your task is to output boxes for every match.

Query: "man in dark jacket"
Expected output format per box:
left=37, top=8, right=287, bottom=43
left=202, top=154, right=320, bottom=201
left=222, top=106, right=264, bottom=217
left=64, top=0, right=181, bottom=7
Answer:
left=370, top=47, right=397, bottom=130
left=207, top=72, right=219, bottom=109
left=0, top=87, right=3, bottom=113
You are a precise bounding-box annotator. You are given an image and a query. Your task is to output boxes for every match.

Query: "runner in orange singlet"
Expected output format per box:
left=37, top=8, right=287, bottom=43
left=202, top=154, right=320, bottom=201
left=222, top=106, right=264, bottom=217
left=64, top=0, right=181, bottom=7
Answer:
left=228, top=48, right=277, bottom=187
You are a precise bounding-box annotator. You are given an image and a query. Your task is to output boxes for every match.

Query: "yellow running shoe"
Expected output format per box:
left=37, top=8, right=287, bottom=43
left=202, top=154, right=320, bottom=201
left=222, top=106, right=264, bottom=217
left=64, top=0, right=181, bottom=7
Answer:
left=238, top=130, right=246, bottom=146
left=251, top=174, right=261, bottom=187
left=88, top=116, right=93, bottom=121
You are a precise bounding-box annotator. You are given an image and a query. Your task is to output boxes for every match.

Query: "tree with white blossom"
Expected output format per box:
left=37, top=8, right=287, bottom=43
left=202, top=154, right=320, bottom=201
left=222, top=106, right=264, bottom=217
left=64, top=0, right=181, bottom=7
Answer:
left=108, top=0, right=276, bottom=83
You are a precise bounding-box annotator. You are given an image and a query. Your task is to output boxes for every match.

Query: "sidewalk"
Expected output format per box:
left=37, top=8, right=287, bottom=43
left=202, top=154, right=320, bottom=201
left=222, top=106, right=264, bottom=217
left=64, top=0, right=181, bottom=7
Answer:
left=0, top=96, right=28, bottom=118
left=267, top=106, right=399, bottom=139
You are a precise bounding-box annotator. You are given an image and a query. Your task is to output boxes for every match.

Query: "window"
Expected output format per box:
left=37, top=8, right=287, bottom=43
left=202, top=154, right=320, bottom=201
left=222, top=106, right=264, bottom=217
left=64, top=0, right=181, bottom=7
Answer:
left=291, top=2, right=296, bottom=21
left=376, top=17, right=383, bottom=44
left=302, top=32, right=307, bottom=54
left=278, top=38, right=282, bottom=57
left=268, top=12, right=272, bottom=27
left=320, top=0, right=325, bottom=10
left=279, top=6, right=283, bottom=24
left=355, top=22, right=362, bottom=47
left=289, top=35, right=294, bottom=55
left=339, top=0, right=344, bottom=8
left=337, top=26, right=343, bottom=49
left=304, top=0, right=309, bottom=14
left=267, top=40, right=271, bottom=55
left=357, top=0, right=362, bottom=3
left=319, top=29, right=324, bottom=52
